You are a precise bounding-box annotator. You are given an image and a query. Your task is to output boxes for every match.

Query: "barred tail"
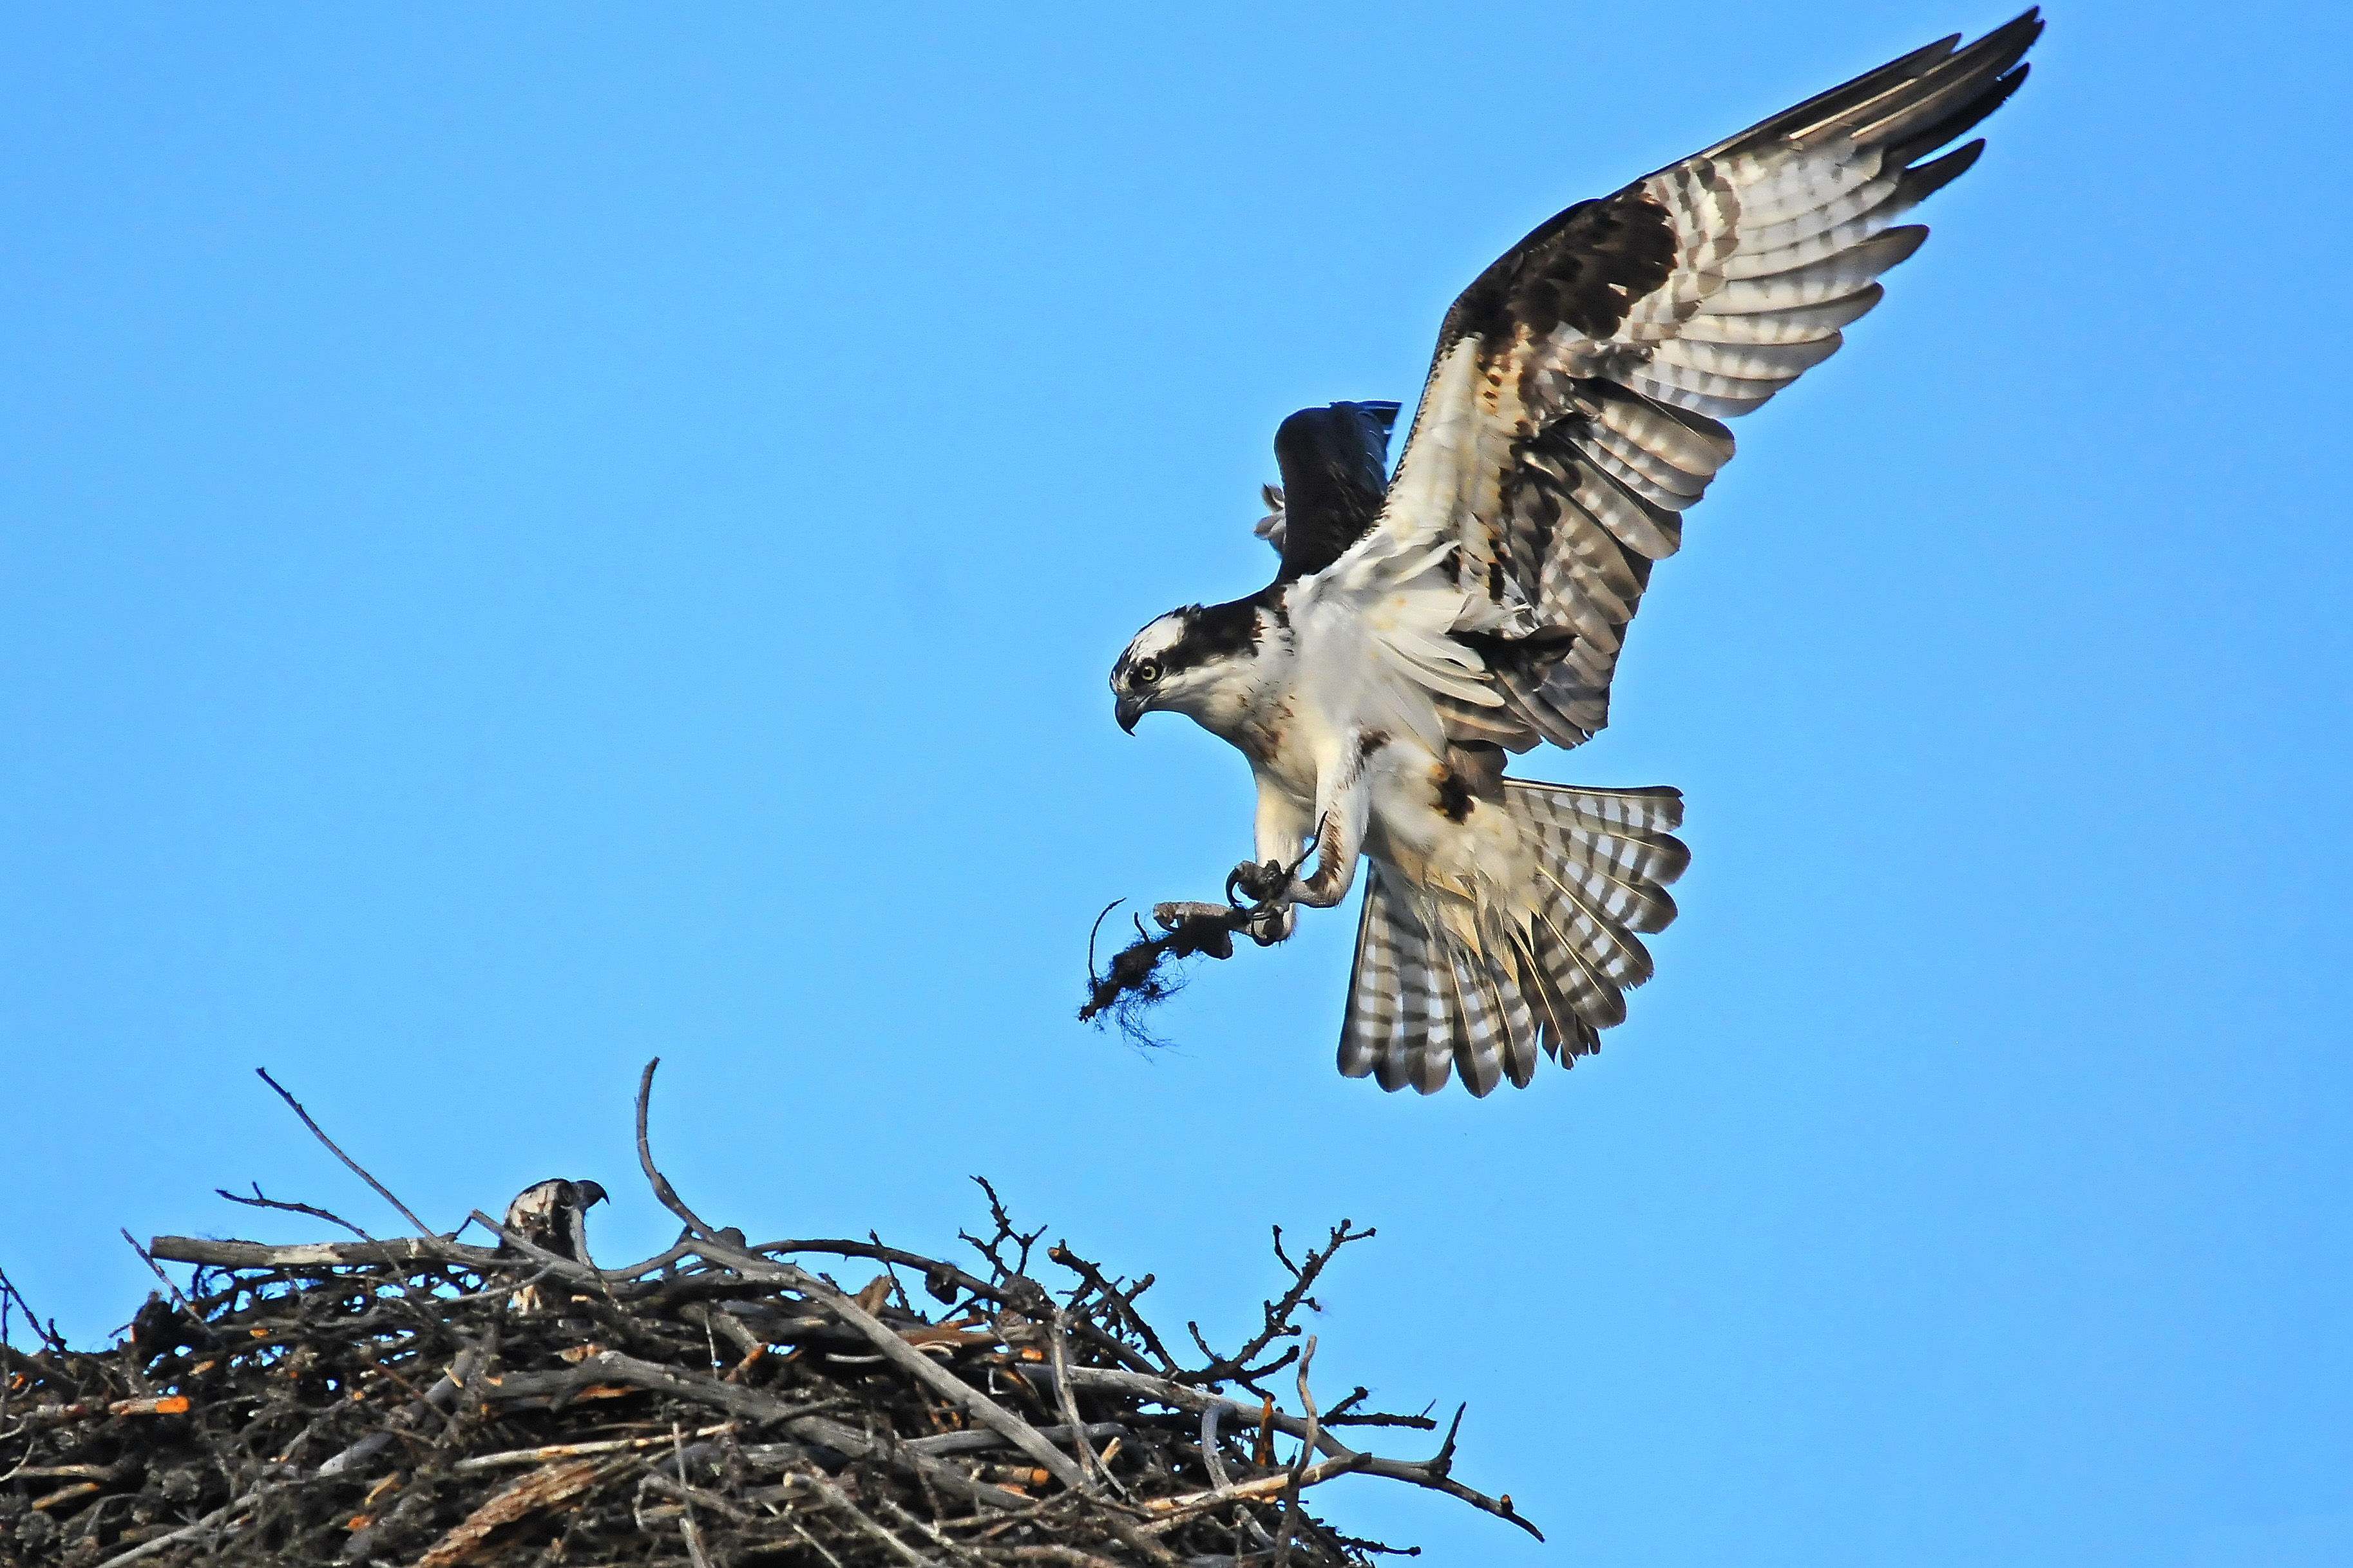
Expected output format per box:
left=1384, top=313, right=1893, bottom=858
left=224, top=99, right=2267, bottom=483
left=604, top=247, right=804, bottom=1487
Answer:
left=1338, top=784, right=1688, bottom=1097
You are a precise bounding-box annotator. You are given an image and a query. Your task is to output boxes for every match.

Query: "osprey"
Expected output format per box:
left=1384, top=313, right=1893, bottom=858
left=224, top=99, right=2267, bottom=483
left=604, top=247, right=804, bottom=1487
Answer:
left=1111, top=14, right=2040, bottom=1096
left=502, top=1177, right=607, bottom=1309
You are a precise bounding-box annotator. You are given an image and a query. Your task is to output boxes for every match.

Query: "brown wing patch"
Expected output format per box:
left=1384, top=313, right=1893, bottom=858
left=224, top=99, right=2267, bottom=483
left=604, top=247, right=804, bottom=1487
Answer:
left=1437, top=191, right=1681, bottom=363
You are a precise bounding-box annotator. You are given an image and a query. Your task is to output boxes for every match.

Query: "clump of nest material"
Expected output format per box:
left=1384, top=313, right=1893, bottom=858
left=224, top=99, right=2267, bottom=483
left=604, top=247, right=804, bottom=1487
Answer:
left=1080, top=892, right=1288, bottom=1046
left=1, top=1063, right=1534, bottom=1568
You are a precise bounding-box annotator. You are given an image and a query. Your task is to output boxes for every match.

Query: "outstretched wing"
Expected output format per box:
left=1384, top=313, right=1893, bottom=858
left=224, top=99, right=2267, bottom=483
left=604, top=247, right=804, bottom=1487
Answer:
left=1356, top=10, right=2041, bottom=749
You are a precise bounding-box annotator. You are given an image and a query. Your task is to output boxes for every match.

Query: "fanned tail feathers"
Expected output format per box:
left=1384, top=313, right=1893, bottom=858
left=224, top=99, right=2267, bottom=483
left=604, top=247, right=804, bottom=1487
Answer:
left=1339, top=783, right=1687, bottom=1096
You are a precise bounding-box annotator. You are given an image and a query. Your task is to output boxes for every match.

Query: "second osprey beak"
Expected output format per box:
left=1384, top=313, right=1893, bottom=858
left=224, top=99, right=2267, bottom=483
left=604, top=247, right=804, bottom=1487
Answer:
left=1116, top=693, right=1145, bottom=734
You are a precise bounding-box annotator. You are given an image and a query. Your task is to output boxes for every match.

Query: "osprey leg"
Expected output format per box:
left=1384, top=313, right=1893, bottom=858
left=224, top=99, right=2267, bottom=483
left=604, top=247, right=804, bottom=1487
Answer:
left=1255, top=766, right=1369, bottom=912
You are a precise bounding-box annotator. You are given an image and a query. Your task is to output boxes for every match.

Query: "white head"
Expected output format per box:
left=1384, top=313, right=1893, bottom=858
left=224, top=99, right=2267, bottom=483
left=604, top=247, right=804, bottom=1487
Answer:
left=1109, top=598, right=1268, bottom=738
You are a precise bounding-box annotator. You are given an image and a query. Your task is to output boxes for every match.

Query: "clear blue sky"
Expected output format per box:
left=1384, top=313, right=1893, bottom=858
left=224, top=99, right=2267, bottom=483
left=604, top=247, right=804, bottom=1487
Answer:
left=5, top=5, right=2349, bottom=1564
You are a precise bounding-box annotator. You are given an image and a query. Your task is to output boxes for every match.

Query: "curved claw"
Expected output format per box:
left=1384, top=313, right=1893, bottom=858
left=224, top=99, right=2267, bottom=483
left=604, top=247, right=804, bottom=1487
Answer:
left=1227, top=820, right=1326, bottom=910
left=1243, top=903, right=1295, bottom=947
left=1225, top=859, right=1286, bottom=909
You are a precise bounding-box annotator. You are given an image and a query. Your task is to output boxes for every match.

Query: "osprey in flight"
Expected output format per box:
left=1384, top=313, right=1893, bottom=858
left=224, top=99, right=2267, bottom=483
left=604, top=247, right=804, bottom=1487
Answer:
left=1110, top=14, right=2040, bottom=1096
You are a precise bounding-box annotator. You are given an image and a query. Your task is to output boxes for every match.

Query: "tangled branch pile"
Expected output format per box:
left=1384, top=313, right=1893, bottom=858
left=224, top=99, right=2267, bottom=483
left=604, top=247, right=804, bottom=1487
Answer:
left=1, top=1065, right=1533, bottom=1568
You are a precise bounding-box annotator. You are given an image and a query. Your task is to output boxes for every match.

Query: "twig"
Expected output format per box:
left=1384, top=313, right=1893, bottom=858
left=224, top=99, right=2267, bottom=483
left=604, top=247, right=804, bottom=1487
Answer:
left=1033, top=1365, right=1541, bottom=1541
left=1199, top=1401, right=1234, bottom=1492
left=1047, top=1243, right=1177, bottom=1374
left=681, top=1237, right=1092, bottom=1495
left=1141, top=1456, right=1372, bottom=1522
left=624, top=1077, right=1092, bottom=1495
left=635, top=1057, right=723, bottom=1243
left=0, top=1265, right=66, bottom=1353
left=902, top=1422, right=1125, bottom=1457
left=148, top=1230, right=699, bottom=1289
left=97, top=1486, right=267, bottom=1566
left=792, top=1517, right=855, bottom=1568
left=213, top=1182, right=376, bottom=1241
left=672, top=1422, right=716, bottom=1568
left=316, top=1342, right=489, bottom=1477
left=453, top=1424, right=734, bottom=1473
left=254, top=1067, right=436, bottom=1238
left=1318, top=1386, right=1434, bottom=1430
left=1181, top=1221, right=1372, bottom=1389
left=874, top=1495, right=991, bottom=1568
left=783, top=1471, right=942, bottom=1567
left=868, top=1230, right=919, bottom=1315
left=1270, top=1337, right=1322, bottom=1568
left=959, top=1178, right=1045, bottom=1281
left=762, top=1236, right=1158, bottom=1377
left=1048, top=1306, right=1121, bottom=1496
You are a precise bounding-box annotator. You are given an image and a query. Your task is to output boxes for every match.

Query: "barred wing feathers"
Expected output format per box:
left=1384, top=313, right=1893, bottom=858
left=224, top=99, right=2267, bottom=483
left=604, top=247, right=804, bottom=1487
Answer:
left=1341, top=784, right=1688, bottom=1097
left=1358, top=10, right=2040, bottom=750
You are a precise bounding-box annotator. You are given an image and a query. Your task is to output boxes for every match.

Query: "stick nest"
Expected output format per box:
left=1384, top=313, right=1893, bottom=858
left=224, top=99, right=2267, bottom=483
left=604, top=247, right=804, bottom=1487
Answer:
left=1, top=1064, right=1532, bottom=1568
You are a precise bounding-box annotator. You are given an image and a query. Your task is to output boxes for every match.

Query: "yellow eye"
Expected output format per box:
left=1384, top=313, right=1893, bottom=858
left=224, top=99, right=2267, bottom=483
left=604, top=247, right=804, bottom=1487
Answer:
left=1134, top=661, right=1161, bottom=685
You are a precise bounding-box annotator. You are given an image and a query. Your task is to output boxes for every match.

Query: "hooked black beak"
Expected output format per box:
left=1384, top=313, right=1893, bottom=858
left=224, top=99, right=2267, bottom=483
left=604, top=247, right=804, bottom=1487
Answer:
left=1115, top=692, right=1145, bottom=733
left=576, top=1181, right=609, bottom=1209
